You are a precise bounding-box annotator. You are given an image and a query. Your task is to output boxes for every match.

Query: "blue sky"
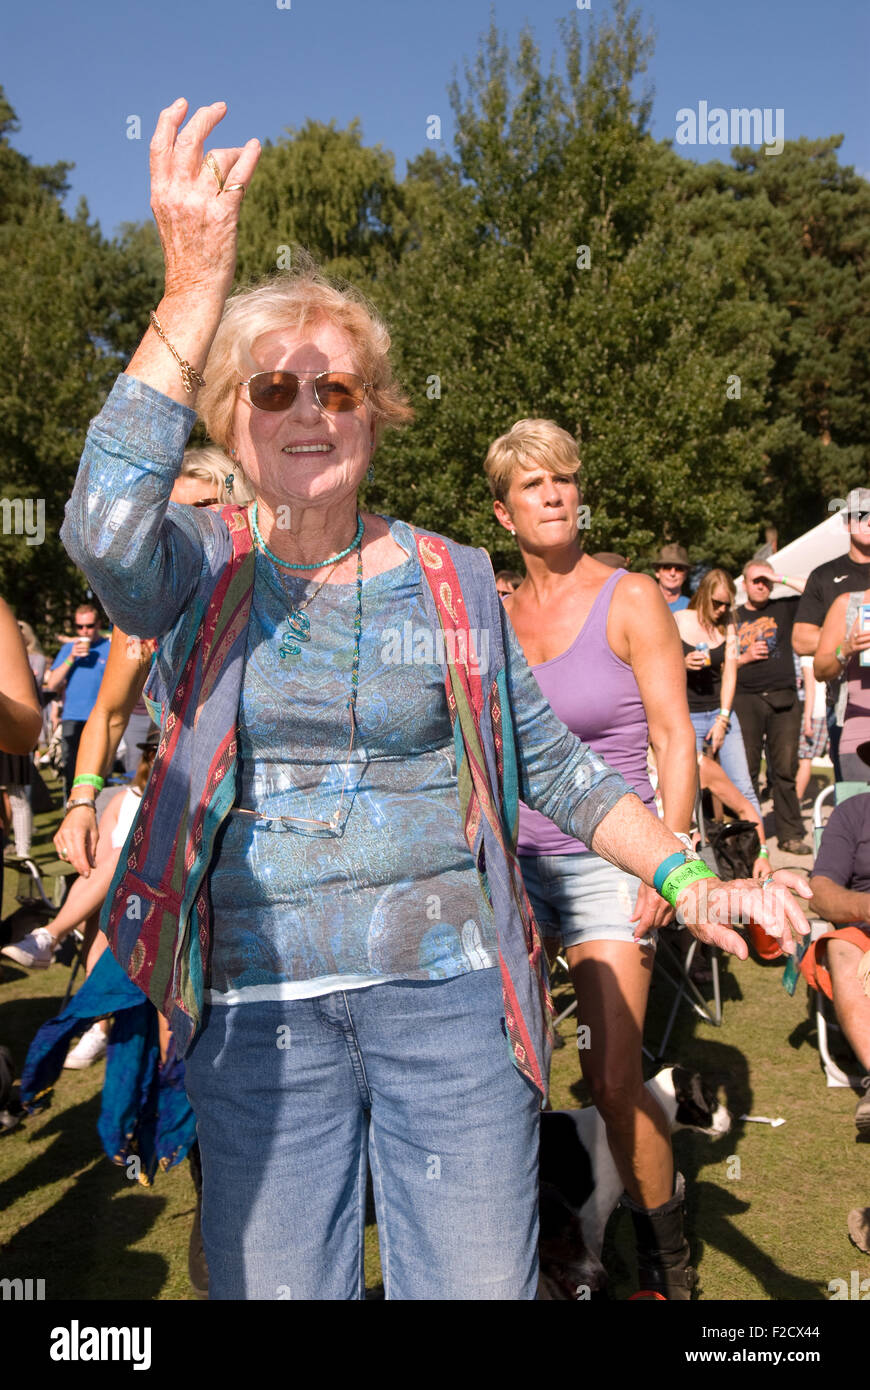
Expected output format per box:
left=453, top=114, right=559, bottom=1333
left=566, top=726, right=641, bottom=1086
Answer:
left=4, top=0, right=867, bottom=238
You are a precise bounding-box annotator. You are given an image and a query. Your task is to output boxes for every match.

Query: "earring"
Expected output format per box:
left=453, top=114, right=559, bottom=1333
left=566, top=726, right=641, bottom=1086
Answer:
left=225, top=474, right=234, bottom=496
left=509, top=527, right=516, bottom=535
left=366, top=463, right=375, bottom=483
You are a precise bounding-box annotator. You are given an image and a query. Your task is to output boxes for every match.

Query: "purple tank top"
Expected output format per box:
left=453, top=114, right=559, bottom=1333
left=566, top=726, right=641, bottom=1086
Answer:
left=516, top=569, right=656, bottom=856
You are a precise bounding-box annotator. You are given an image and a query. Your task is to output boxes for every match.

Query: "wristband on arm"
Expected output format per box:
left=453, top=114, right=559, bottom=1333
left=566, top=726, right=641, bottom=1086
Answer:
left=72, top=774, right=105, bottom=792
left=659, top=857, right=719, bottom=909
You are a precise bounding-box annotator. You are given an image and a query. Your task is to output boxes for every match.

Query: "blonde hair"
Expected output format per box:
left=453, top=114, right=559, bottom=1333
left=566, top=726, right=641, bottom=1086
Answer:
left=197, top=254, right=414, bottom=450
left=689, top=568, right=736, bottom=632
left=483, top=419, right=581, bottom=505
left=181, top=446, right=254, bottom=505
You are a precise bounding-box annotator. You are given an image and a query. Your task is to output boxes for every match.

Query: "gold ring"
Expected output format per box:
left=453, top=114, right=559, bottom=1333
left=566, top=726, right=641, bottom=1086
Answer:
left=60, top=848, right=68, bottom=859
left=203, top=153, right=225, bottom=192
left=223, top=183, right=246, bottom=198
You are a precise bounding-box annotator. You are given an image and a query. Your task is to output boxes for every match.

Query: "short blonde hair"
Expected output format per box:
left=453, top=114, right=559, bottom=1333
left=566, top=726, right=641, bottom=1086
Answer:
left=181, top=446, right=254, bottom=505
left=483, top=419, right=581, bottom=505
left=198, top=255, right=414, bottom=449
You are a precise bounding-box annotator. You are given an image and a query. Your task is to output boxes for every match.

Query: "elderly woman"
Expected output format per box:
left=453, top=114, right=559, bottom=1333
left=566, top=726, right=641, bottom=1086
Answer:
left=61, top=100, right=809, bottom=1301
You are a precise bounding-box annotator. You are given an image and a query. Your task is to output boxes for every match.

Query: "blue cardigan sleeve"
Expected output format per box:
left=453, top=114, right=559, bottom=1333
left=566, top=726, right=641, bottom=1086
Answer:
left=60, top=374, right=224, bottom=638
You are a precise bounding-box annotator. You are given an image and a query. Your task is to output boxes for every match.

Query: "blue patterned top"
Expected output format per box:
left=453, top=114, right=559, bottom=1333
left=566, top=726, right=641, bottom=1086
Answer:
left=207, top=518, right=500, bottom=1000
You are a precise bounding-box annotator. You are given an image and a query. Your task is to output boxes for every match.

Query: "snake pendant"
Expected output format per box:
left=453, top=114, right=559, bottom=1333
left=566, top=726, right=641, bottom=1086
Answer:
left=279, top=609, right=311, bottom=660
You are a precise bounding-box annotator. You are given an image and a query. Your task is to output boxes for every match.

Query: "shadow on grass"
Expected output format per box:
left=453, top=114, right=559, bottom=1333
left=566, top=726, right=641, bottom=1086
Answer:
left=0, top=1092, right=170, bottom=1299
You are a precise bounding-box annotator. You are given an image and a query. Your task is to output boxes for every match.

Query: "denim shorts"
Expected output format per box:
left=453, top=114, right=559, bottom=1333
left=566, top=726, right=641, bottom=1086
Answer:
left=518, top=851, right=654, bottom=950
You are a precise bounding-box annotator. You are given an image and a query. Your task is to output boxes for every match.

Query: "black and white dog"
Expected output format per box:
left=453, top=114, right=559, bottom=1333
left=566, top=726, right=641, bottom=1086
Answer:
left=538, top=1066, right=731, bottom=1299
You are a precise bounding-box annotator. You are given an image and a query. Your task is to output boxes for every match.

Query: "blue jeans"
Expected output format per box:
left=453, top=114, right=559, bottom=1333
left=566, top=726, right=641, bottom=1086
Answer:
left=689, top=710, right=762, bottom=818
left=183, top=967, right=540, bottom=1300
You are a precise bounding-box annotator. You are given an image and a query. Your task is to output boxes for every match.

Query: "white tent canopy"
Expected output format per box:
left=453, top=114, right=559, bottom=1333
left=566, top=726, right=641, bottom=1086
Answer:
left=734, top=506, right=852, bottom=603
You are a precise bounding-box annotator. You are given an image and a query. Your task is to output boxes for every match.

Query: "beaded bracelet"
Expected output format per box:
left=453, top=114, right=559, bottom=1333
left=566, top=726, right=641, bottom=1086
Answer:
left=73, top=774, right=104, bottom=792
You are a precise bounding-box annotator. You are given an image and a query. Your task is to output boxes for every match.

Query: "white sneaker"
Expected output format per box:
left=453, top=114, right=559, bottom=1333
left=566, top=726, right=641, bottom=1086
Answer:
left=63, top=1022, right=109, bottom=1069
left=1, top=927, right=56, bottom=969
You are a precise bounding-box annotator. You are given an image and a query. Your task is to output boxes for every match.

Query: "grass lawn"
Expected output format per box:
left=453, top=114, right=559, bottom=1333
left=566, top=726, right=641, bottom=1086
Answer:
left=1, top=772, right=867, bottom=1301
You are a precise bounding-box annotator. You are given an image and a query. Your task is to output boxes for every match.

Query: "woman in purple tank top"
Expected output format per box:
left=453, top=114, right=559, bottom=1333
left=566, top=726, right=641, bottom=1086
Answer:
left=484, top=419, right=699, bottom=1299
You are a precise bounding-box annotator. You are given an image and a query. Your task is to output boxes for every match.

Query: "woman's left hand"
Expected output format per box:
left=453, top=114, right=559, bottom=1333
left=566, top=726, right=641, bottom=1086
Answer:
left=630, top=881, right=676, bottom=936
left=709, top=718, right=727, bottom=754
left=673, top=873, right=812, bottom=958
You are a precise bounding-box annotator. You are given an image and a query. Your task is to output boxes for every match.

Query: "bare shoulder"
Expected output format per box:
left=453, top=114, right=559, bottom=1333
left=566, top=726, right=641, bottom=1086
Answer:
left=612, top=571, right=668, bottom=614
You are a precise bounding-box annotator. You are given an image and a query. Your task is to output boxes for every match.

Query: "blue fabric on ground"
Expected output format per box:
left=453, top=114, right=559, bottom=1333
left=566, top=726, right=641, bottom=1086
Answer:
left=20, top=945, right=196, bottom=1184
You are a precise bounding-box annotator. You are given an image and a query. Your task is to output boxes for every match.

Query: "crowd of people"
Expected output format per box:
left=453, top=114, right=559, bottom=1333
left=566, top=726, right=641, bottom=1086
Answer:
left=1, top=98, right=868, bottom=1299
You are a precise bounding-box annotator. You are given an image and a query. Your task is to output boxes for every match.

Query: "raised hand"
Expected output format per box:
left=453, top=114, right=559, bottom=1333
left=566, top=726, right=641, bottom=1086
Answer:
left=126, top=100, right=261, bottom=403
left=150, top=99, right=260, bottom=305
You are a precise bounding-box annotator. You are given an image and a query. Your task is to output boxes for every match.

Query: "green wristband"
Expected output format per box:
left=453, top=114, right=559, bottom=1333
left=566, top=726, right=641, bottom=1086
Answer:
left=72, top=774, right=105, bottom=791
left=758, top=846, right=770, bottom=859
left=660, top=858, right=719, bottom=908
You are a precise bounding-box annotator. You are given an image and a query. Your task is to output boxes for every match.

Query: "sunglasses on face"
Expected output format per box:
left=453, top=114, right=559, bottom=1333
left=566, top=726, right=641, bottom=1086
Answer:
left=711, top=599, right=730, bottom=609
left=240, top=371, right=371, bottom=414
left=748, top=575, right=773, bottom=585
left=76, top=622, right=97, bottom=629
left=658, top=565, right=688, bottom=574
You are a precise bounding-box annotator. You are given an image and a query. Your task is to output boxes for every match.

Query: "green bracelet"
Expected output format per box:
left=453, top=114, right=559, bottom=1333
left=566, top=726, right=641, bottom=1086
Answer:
left=660, top=857, right=719, bottom=908
left=72, top=774, right=105, bottom=791
left=758, top=846, right=770, bottom=859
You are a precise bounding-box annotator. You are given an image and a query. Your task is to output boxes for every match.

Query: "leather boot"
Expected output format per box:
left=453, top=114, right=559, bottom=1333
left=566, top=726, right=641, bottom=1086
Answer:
left=620, top=1172, right=696, bottom=1300
left=187, top=1140, right=209, bottom=1299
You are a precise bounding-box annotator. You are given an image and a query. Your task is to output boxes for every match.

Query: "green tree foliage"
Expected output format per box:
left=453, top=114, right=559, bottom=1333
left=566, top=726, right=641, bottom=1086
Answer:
left=371, top=7, right=778, bottom=571
left=0, top=87, right=124, bottom=633
left=234, top=118, right=407, bottom=285
left=675, top=138, right=870, bottom=538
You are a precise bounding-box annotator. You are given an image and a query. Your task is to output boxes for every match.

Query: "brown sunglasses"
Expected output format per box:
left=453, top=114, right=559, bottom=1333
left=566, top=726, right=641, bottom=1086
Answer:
left=240, top=371, right=370, bottom=414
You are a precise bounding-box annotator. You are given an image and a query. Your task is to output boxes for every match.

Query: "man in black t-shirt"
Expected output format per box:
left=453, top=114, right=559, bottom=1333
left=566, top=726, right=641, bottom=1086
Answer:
left=793, top=488, right=870, bottom=779
left=735, top=560, right=810, bottom=853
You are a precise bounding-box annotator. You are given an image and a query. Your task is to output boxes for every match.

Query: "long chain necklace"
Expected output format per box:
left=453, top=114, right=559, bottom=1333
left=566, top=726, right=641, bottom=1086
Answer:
left=269, top=536, right=364, bottom=706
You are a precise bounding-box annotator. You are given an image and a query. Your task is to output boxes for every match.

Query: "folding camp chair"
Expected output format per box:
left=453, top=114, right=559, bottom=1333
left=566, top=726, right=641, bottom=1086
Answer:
left=646, top=792, right=723, bottom=1064
left=807, top=781, right=868, bottom=1087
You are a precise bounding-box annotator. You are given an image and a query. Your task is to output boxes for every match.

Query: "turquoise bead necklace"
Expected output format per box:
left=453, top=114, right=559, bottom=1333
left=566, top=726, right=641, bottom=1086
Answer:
left=250, top=501, right=364, bottom=570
